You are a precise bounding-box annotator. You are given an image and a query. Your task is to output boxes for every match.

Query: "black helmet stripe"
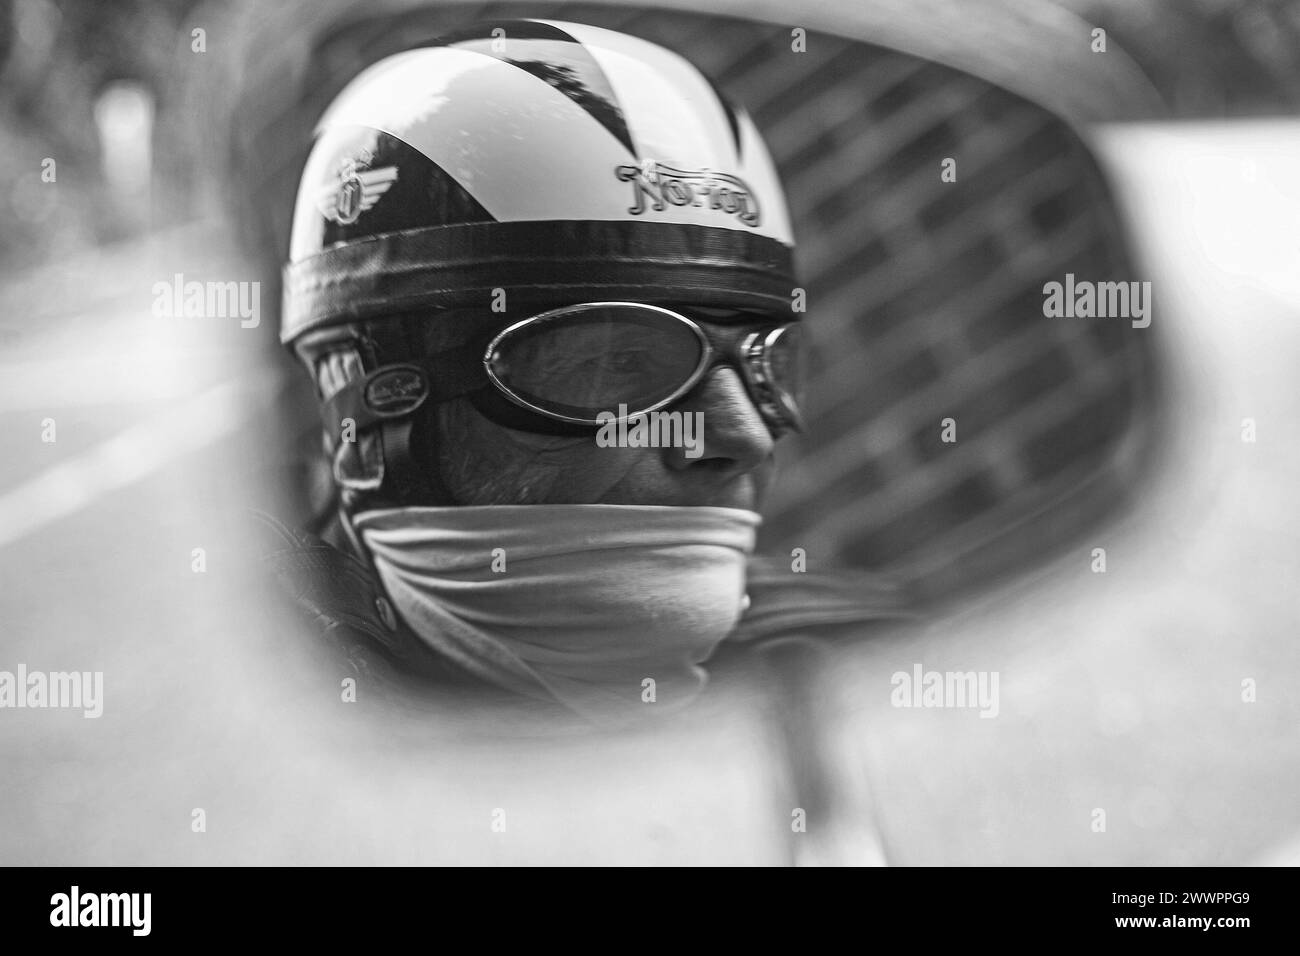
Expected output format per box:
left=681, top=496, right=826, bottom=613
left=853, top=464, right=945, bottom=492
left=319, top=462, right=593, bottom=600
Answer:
left=283, top=220, right=796, bottom=345
left=431, top=19, right=637, bottom=156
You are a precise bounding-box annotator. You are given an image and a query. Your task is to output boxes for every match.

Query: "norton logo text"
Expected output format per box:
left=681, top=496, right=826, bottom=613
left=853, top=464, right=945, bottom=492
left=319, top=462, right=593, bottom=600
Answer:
left=615, top=161, right=760, bottom=227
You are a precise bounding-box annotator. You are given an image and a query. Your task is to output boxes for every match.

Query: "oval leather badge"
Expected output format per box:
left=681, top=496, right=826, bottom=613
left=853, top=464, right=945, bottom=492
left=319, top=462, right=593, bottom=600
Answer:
left=364, top=366, right=428, bottom=416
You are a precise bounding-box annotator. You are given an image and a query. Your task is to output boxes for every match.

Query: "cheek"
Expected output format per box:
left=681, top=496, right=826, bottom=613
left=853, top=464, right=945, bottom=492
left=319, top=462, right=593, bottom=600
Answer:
left=434, top=399, right=648, bottom=505
left=544, top=445, right=649, bottom=502
left=431, top=401, right=532, bottom=504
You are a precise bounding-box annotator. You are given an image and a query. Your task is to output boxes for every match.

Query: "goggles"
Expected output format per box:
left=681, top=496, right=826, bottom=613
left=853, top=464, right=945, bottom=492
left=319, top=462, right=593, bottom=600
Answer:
left=480, top=302, right=803, bottom=436
left=322, top=301, right=804, bottom=441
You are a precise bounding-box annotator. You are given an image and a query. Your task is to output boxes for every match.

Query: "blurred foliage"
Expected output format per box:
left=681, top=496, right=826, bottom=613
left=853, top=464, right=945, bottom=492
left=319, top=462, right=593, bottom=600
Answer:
left=0, top=0, right=205, bottom=272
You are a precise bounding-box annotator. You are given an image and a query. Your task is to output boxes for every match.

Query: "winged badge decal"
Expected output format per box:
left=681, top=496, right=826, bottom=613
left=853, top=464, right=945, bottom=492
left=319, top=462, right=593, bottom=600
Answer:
left=315, top=164, right=399, bottom=226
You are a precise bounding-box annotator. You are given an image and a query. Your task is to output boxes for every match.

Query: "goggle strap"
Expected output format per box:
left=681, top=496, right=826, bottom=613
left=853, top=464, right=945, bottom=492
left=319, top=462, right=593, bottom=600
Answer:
left=466, top=386, right=596, bottom=437
left=422, top=341, right=491, bottom=401
left=377, top=416, right=423, bottom=499
left=318, top=342, right=485, bottom=438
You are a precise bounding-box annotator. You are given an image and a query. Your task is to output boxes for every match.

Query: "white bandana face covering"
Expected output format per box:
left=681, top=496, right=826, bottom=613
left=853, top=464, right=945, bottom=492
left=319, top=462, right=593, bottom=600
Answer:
left=351, top=505, right=760, bottom=719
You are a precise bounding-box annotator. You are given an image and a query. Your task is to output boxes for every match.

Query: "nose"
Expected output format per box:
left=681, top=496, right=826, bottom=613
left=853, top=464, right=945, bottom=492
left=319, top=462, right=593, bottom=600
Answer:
left=662, top=366, right=774, bottom=473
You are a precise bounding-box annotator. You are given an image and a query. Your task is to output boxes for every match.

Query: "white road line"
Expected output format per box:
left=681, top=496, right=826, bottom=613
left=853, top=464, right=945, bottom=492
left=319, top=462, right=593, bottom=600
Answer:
left=0, top=354, right=223, bottom=409
left=0, top=377, right=262, bottom=549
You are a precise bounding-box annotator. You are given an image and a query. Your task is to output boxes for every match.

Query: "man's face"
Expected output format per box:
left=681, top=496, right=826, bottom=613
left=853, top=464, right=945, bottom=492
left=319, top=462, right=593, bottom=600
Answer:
left=432, top=305, right=788, bottom=510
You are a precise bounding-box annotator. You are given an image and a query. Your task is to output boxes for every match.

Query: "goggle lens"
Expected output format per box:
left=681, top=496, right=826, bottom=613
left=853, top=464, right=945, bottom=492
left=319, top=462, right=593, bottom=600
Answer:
left=486, top=305, right=704, bottom=420
left=483, top=302, right=802, bottom=431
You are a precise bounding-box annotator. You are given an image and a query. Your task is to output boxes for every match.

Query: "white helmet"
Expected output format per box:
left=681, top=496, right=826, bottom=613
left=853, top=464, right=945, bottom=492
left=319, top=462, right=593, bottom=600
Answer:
left=280, top=19, right=799, bottom=504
